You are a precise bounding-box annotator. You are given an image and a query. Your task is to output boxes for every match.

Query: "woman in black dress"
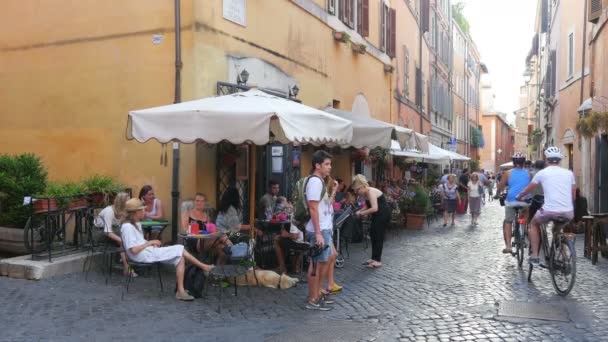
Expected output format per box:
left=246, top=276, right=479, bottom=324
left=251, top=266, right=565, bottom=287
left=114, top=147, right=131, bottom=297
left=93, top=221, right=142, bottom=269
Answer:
left=352, top=174, right=391, bottom=268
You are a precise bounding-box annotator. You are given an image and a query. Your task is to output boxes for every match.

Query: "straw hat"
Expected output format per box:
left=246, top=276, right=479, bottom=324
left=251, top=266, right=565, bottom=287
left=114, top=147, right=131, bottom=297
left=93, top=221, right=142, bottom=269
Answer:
left=125, top=198, right=145, bottom=212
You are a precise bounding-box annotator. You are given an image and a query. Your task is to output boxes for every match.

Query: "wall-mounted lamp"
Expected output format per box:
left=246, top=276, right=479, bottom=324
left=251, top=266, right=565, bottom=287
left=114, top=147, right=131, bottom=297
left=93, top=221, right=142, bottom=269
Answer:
left=237, top=69, right=249, bottom=85
left=289, top=84, right=300, bottom=98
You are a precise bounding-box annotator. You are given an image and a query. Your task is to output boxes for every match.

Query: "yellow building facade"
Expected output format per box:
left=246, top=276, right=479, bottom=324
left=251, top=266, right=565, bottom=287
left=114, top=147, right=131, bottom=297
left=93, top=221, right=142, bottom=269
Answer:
left=1, top=0, right=396, bottom=233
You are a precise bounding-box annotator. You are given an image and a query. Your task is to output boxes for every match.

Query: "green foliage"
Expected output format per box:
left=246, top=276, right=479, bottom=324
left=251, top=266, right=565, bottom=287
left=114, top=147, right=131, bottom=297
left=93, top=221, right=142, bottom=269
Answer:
left=38, top=181, right=85, bottom=208
left=452, top=2, right=470, bottom=35
left=576, top=111, right=608, bottom=138
left=82, top=174, right=126, bottom=194
left=470, top=127, right=485, bottom=148
left=399, top=185, right=431, bottom=215
left=0, top=154, right=48, bottom=228
left=470, top=160, right=479, bottom=172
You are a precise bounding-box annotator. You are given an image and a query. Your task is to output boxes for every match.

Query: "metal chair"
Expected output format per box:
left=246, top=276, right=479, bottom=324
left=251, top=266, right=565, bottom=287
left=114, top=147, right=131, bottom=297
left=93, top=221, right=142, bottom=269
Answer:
left=82, top=214, right=124, bottom=284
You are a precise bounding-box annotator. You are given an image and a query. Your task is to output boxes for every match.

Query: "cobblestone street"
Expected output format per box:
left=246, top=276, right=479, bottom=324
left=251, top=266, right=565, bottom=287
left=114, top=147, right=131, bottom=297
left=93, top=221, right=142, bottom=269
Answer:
left=1, top=201, right=607, bottom=342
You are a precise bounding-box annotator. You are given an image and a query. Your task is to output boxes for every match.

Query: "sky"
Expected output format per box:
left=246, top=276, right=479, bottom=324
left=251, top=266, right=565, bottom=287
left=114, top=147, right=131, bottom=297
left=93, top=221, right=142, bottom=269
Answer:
left=458, top=0, right=537, bottom=120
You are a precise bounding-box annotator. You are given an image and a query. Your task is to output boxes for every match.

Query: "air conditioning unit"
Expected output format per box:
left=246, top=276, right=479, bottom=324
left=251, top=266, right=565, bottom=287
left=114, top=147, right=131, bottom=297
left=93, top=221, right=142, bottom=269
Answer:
left=588, top=0, right=602, bottom=24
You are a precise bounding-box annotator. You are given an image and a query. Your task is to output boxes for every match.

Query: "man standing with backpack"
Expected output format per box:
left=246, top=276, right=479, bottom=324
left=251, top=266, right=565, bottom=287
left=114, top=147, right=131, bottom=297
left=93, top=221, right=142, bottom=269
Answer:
left=302, top=150, right=335, bottom=310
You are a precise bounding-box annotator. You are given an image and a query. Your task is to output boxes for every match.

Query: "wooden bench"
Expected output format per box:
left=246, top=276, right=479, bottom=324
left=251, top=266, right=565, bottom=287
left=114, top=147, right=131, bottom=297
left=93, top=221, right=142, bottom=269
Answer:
left=583, top=214, right=608, bottom=264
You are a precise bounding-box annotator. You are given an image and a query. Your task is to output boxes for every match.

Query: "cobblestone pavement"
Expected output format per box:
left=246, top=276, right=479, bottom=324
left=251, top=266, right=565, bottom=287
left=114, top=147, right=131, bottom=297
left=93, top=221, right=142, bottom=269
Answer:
left=1, top=200, right=607, bottom=341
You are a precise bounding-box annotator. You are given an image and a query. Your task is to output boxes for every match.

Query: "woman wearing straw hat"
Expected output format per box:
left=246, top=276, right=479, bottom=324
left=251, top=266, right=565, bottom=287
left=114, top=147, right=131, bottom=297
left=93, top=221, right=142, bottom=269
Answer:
left=121, top=198, right=214, bottom=301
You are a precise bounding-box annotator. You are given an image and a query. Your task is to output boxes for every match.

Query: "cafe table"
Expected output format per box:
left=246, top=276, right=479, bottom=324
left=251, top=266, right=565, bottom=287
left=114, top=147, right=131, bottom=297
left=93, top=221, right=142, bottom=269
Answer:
left=178, top=232, right=225, bottom=263
left=140, top=220, right=169, bottom=240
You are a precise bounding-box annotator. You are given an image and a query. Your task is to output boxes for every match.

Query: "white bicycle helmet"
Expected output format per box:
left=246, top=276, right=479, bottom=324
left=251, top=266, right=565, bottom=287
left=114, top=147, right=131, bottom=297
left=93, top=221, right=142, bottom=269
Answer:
left=512, top=151, right=526, bottom=165
left=544, top=146, right=563, bottom=160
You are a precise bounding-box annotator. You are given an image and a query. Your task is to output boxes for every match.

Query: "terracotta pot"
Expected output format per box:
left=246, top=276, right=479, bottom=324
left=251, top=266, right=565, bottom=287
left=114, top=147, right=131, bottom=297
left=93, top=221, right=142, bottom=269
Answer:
left=68, top=197, right=88, bottom=210
left=33, top=198, right=58, bottom=213
left=406, top=213, right=426, bottom=230
left=90, top=192, right=105, bottom=205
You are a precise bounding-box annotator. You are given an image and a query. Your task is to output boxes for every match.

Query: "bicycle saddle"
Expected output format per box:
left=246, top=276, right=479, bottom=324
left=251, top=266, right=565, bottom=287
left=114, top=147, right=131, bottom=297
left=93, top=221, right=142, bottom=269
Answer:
left=552, top=217, right=570, bottom=224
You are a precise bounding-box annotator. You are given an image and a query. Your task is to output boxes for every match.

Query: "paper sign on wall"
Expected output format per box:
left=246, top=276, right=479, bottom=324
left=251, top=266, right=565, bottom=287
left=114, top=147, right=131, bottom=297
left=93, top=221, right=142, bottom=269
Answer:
left=223, top=0, right=247, bottom=27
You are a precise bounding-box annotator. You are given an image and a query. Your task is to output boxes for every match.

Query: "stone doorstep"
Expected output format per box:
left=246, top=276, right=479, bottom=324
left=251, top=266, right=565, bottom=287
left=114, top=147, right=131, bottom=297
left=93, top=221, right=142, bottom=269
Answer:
left=0, top=251, right=94, bottom=280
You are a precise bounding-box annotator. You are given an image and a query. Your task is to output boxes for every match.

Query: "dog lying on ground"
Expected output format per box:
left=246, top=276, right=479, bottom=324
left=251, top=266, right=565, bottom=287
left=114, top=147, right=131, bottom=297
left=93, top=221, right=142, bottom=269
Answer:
left=229, top=269, right=299, bottom=289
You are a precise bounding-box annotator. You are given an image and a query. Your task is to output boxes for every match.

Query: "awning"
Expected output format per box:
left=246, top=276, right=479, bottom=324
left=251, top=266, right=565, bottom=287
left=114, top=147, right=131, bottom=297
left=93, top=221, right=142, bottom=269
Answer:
left=324, top=107, right=410, bottom=149
left=577, top=98, right=592, bottom=114
left=128, top=89, right=353, bottom=146
left=391, top=141, right=451, bottom=162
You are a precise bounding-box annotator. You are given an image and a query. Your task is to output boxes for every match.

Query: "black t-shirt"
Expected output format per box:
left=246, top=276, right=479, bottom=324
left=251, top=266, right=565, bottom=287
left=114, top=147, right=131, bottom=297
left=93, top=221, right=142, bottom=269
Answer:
left=459, top=174, right=470, bottom=192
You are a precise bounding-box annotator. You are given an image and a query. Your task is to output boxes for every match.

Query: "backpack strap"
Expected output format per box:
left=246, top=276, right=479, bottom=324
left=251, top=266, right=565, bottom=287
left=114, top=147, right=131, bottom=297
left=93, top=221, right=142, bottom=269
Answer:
left=303, top=175, right=327, bottom=215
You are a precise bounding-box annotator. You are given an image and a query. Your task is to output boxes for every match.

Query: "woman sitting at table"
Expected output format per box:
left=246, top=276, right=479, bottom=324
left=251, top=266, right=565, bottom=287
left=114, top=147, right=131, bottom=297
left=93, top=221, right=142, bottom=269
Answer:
left=121, top=198, right=213, bottom=301
left=180, top=193, right=217, bottom=254
left=139, top=185, right=164, bottom=221
left=214, top=187, right=252, bottom=264
left=95, top=192, right=133, bottom=277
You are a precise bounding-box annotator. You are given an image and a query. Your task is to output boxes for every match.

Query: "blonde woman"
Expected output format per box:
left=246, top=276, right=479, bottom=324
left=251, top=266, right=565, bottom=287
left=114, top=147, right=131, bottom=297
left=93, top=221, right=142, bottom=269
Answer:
left=95, top=192, right=133, bottom=276
left=467, top=173, right=482, bottom=226
left=121, top=198, right=214, bottom=301
left=440, top=174, right=461, bottom=227
left=352, top=174, right=391, bottom=268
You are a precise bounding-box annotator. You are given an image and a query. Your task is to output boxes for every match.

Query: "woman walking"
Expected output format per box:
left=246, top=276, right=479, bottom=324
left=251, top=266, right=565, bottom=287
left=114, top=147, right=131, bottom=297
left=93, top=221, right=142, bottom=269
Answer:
left=352, top=174, right=391, bottom=269
left=441, top=174, right=461, bottom=227
left=468, top=173, right=482, bottom=226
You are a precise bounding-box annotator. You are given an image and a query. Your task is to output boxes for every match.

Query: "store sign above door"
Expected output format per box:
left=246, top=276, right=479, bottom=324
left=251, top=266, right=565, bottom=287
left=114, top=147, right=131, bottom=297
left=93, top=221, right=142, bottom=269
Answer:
left=223, top=0, right=247, bottom=27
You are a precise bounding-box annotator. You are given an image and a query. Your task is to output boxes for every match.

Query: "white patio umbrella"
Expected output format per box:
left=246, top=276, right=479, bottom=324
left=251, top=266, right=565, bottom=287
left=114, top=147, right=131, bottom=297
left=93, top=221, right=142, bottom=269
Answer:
left=128, top=89, right=352, bottom=145
left=127, top=89, right=353, bottom=237
left=324, top=107, right=411, bottom=149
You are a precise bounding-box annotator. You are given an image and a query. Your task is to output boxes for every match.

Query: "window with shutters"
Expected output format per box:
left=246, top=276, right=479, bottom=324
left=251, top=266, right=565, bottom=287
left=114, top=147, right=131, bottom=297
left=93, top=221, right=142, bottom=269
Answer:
left=379, top=3, right=396, bottom=57
left=330, top=1, right=369, bottom=37
left=404, top=46, right=410, bottom=98
left=567, top=31, right=574, bottom=78
left=422, top=72, right=426, bottom=113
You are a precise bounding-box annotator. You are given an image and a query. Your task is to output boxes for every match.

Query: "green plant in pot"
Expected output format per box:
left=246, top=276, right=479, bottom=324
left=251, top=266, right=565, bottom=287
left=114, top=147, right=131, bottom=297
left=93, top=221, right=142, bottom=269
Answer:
left=398, top=184, right=431, bottom=230
left=35, top=181, right=85, bottom=211
left=82, top=174, right=126, bottom=205
left=0, top=153, right=48, bottom=228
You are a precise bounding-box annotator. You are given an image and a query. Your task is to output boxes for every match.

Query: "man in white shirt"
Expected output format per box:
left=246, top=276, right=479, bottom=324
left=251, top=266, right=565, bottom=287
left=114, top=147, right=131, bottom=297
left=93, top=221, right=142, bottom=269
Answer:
left=517, top=147, right=576, bottom=264
left=305, top=150, right=335, bottom=311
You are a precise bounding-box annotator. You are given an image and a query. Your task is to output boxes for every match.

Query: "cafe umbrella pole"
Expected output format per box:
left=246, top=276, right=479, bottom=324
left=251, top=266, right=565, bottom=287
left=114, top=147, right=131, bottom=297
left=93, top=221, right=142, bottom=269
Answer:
left=249, top=145, right=256, bottom=240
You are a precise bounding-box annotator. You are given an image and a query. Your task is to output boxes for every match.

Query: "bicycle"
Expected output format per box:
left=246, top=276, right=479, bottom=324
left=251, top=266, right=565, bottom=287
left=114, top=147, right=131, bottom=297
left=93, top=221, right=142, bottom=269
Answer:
left=527, top=216, right=577, bottom=296
left=505, top=201, right=530, bottom=268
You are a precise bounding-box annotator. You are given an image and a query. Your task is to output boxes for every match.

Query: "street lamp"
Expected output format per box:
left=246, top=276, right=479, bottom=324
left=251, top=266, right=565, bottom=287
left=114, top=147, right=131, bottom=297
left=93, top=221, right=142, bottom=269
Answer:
left=289, top=84, right=299, bottom=98
left=237, top=69, right=249, bottom=85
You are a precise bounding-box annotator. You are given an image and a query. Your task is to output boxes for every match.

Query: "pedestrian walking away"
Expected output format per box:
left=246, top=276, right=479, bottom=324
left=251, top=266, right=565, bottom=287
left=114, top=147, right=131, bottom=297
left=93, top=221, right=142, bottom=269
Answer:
left=352, top=174, right=391, bottom=268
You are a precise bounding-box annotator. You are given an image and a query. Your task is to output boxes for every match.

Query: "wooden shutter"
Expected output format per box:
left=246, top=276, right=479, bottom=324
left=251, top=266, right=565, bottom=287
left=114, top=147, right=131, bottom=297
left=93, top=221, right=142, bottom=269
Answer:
left=339, top=0, right=346, bottom=22
left=389, top=8, right=396, bottom=58
left=361, top=0, right=369, bottom=37
left=588, top=0, right=602, bottom=24
left=348, top=0, right=355, bottom=28
left=380, top=2, right=386, bottom=52
left=328, top=0, right=336, bottom=15
left=421, top=0, right=429, bottom=32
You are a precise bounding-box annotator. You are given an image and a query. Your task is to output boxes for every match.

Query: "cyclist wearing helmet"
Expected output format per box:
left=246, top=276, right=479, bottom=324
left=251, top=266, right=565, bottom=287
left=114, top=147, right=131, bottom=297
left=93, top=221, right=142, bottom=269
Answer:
left=495, top=152, right=531, bottom=254
left=516, top=147, right=576, bottom=264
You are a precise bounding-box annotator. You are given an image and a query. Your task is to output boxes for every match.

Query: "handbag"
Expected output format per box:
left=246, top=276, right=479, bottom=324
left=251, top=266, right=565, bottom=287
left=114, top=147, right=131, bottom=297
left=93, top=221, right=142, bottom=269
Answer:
left=224, top=242, right=249, bottom=259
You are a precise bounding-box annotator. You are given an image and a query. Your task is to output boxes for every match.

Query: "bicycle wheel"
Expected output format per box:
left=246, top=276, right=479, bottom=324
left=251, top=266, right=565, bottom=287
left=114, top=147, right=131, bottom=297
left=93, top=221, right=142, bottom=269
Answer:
left=549, top=236, right=576, bottom=296
left=23, top=215, right=48, bottom=254
left=514, top=222, right=524, bottom=267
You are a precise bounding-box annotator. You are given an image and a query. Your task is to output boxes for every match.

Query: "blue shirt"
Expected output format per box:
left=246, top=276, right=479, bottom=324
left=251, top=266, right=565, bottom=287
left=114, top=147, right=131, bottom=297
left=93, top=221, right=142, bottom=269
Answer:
left=506, top=168, right=531, bottom=202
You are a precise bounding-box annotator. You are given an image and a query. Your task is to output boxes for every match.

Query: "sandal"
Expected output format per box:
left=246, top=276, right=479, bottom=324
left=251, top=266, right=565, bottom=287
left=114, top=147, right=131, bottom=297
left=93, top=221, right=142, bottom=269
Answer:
left=123, top=269, right=138, bottom=278
left=366, top=262, right=382, bottom=269
left=327, top=284, right=343, bottom=293
left=361, top=259, right=373, bottom=265
left=502, top=248, right=512, bottom=254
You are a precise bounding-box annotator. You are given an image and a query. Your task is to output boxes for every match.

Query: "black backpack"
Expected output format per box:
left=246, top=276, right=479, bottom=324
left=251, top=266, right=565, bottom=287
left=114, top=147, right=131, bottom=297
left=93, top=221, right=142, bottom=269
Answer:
left=183, top=264, right=206, bottom=298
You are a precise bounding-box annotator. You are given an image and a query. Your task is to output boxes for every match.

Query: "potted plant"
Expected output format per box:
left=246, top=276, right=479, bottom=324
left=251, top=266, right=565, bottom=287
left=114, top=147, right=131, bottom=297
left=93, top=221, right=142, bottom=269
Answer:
left=0, top=154, right=47, bottom=255
left=82, top=174, right=126, bottom=206
left=333, top=31, right=350, bottom=43
left=398, top=184, right=431, bottom=230
left=34, top=181, right=85, bottom=212
left=351, top=42, right=367, bottom=54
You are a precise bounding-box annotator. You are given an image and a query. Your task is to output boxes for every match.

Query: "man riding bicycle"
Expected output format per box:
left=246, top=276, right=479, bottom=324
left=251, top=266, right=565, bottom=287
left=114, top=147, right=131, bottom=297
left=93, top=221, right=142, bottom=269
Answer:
left=495, top=152, right=531, bottom=254
left=516, top=147, right=576, bottom=265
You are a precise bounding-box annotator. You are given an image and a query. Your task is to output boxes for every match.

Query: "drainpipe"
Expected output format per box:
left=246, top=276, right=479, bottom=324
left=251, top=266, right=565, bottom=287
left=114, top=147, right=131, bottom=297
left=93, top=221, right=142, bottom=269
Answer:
left=579, top=0, right=590, bottom=207
left=171, top=0, right=182, bottom=244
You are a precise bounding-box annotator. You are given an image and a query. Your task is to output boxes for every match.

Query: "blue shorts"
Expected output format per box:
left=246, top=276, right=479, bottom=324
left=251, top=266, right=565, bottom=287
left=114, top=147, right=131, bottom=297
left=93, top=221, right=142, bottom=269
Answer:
left=308, top=229, right=334, bottom=263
